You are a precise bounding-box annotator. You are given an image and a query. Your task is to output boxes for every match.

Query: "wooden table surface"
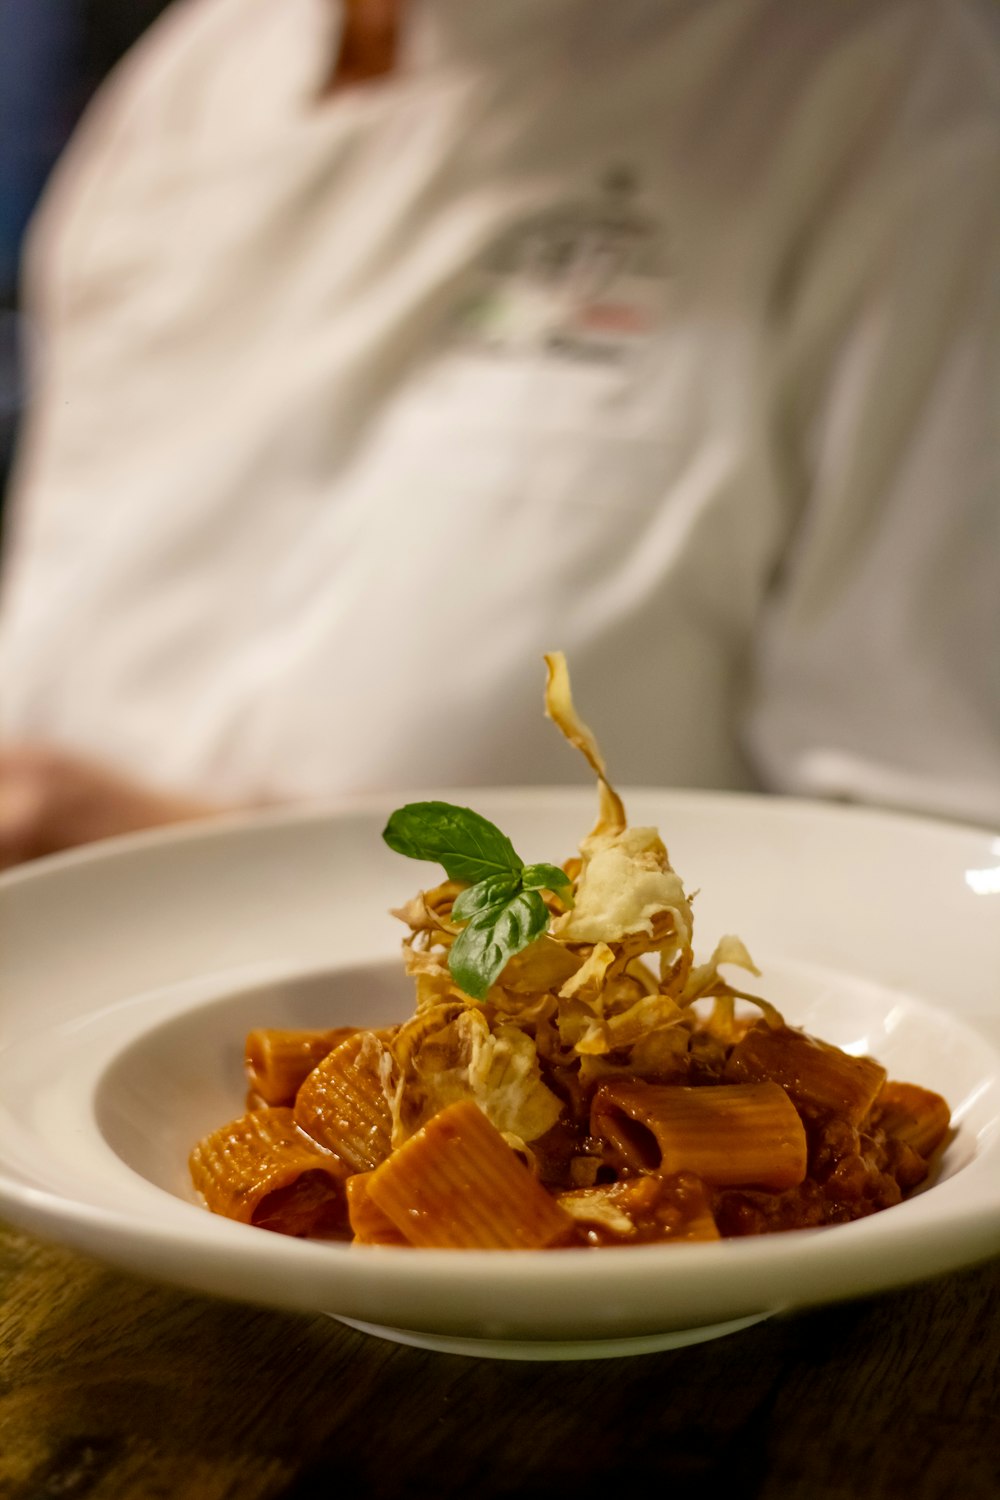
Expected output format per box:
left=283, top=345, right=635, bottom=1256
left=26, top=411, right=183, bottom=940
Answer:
left=1, top=1225, right=997, bottom=1500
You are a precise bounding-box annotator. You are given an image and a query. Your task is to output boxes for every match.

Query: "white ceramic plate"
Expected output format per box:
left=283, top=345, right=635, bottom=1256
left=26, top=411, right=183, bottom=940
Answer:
left=2, top=789, right=999, bottom=1360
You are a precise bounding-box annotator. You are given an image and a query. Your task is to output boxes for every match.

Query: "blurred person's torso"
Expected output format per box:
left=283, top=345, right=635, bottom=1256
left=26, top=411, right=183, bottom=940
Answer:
left=1, top=0, right=997, bottom=822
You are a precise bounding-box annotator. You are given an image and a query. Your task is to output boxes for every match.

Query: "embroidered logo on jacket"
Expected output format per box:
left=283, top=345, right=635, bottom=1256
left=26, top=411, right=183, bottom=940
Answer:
left=451, top=166, right=671, bottom=366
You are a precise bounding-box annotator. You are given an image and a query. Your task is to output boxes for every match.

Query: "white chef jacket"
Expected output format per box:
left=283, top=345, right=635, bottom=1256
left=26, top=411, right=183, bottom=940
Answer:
left=1, top=0, right=998, bottom=825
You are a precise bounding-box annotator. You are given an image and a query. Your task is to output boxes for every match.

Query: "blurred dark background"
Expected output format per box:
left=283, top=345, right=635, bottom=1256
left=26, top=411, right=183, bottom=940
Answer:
left=0, top=0, right=173, bottom=527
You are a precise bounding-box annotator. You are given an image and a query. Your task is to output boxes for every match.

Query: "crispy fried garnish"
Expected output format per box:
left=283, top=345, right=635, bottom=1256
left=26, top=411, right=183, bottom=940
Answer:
left=384, top=656, right=782, bottom=1151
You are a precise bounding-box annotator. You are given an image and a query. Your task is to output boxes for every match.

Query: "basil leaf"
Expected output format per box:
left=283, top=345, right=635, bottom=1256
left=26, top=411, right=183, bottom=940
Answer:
left=382, top=799, right=575, bottom=999
left=382, top=802, right=523, bottom=883
left=451, top=872, right=523, bottom=922
left=520, top=861, right=575, bottom=908
left=447, top=889, right=550, bottom=1000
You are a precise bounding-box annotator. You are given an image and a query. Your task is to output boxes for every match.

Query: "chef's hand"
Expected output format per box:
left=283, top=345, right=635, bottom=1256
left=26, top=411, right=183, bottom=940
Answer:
left=0, top=743, right=223, bottom=868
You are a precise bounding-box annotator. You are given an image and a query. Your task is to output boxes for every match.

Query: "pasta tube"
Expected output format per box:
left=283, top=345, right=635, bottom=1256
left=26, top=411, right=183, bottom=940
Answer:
left=245, top=1026, right=358, bottom=1106
left=346, top=1172, right=411, bottom=1246
left=723, top=1024, right=886, bottom=1125
left=293, top=1030, right=394, bottom=1171
left=363, top=1100, right=577, bottom=1249
left=591, top=1079, right=807, bottom=1191
left=873, top=1081, right=951, bottom=1158
left=189, top=1107, right=350, bottom=1236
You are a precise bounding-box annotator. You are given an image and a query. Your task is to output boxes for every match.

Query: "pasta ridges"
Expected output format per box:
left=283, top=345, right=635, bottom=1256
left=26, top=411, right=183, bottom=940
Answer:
left=591, top=1079, right=808, bottom=1191
left=723, top=1024, right=887, bottom=1126
left=871, top=1081, right=950, bottom=1159
left=364, top=1100, right=577, bottom=1249
left=245, top=1026, right=358, bottom=1106
left=189, top=1107, right=351, bottom=1236
left=294, top=1031, right=394, bottom=1171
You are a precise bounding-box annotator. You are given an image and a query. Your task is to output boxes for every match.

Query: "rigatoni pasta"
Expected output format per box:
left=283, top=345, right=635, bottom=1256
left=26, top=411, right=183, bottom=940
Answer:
left=346, top=1173, right=411, bottom=1246
left=722, top=1023, right=887, bottom=1125
left=245, top=1026, right=358, bottom=1107
left=591, top=1079, right=808, bottom=1191
left=293, top=1030, right=394, bottom=1171
left=189, top=1107, right=350, bottom=1236
left=190, top=655, right=951, bottom=1249
left=871, top=1081, right=952, bottom=1159
left=362, top=1100, right=575, bottom=1249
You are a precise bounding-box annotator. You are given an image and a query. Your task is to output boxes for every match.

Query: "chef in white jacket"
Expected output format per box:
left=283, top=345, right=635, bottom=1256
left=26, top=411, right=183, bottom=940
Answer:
left=0, top=0, right=997, bottom=863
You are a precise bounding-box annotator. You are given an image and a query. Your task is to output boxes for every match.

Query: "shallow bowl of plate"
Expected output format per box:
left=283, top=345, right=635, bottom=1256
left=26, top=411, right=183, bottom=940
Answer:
left=2, top=788, right=998, bottom=1359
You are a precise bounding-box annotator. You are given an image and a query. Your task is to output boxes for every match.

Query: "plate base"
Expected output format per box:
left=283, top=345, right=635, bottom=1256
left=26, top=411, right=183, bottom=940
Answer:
left=332, top=1311, right=772, bottom=1360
